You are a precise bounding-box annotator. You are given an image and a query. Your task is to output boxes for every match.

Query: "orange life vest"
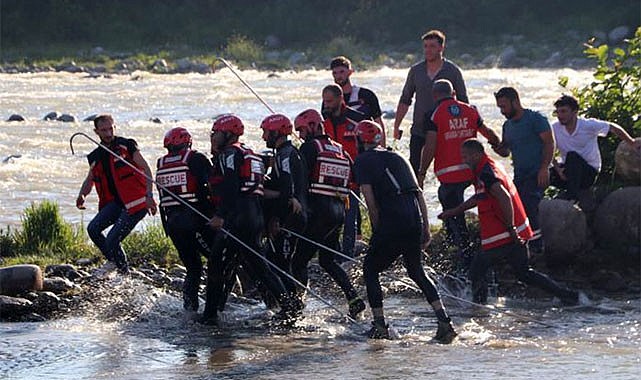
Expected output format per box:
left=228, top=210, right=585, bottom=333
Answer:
left=156, top=149, right=199, bottom=208
left=91, top=140, right=147, bottom=215
left=431, top=98, right=480, bottom=183
left=309, top=136, right=351, bottom=198
left=473, top=155, right=533, bottom=250
left=323, top=110, right=360, bottom=160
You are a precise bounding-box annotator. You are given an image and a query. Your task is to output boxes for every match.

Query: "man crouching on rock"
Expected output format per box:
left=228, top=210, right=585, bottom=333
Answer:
left=353, top=120, right=456, bottom=343
left=439, top=138, right=580, bottom=305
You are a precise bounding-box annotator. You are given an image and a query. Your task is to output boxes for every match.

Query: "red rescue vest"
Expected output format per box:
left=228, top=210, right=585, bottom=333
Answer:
left=309, top=137, right=351, bottom=198
left=156, top=149, right=199, bottom=208
left=232, top=143, right=265, bottom=196
left=208, top=159, right=224, bottom=209
left=323, top=111, right=360, bottom=160
left=91, top=142, right=147, bottom=215
left=473, top=155, right=533, bottom=250
left=432, top=98, right=480, bottom=183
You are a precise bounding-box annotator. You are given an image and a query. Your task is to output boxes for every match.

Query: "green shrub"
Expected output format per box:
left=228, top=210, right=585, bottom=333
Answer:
left=223, top=35, right=264, bottom=66
left=122, top=222, right=179, bottom=267
left=15, top=201, right=77, bottom=255
left=0, top=226, right=17, bottom=258
left=560, top=26, right=641, bottom=187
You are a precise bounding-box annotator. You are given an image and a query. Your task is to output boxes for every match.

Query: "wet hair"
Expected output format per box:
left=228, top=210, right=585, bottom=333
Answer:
left=494, top=87, right=520, bottom=102
left=432, top=79, right=454, bottom=97
left=93, top=114, right=114, bottom=129
left=421, top=29, right=446, bottom=45
left=553, top=94, right=579, bottom=111
left=461, top=138, right=485, bottom=154
left=330, top=56, right=352, bottom=70
left=322, top=84, right=343, bottom=98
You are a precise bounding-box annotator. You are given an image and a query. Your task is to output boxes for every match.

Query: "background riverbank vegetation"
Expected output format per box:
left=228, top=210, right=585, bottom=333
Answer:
left=1, top=0, right=638, bottom=71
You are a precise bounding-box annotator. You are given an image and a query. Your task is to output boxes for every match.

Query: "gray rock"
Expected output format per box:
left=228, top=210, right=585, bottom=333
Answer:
left=7, top=114, right=26, bottom=122
left=32, top=291, right=60, bottom=312
left=43, top=276, right=78, bottom=294
left=57, top=114, right=77, bottom=123
left=267, top=72, right=280, bottom=78
left=169, top=265, right=187, bottom=278
left=191, top=62, right=213, bottom=74
left=288, top=52, right=306, bottom=66
left=498, top=46, right=517, bottom=67
left=608, top=26, right=630, bottom=44
left=21, top=313, right=46, bottom=322
left=175, top=58, right=193, bottom=73
left=0, top=264, right=43, bottom=296
left=539, top=199, right=588, bottom=263
left=76, top=258, right=94, bottom=266
left=43, top=111, right=60, bottom=121
left=45, top=264, right=76, bottom=278
left=615, top=138, right=640, bottom=183
left=0, top=295, right=33, bottom=318
left=116, top=62, right=128, bottom=71
left=169, top=277, right=184, bottom=292
left=382, top=110, right=396, bottom=119
left=149, top=117, right=162, bottom=124
left=594, top=187, right=641, bottom=247
left=265, top=35, right=281, bottom=49
left=83, top=114, right=98, bottom=122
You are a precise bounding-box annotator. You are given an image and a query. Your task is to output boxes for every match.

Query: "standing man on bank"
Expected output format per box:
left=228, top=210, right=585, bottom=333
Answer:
left=392, top=29, right=468, bottom=175
left=353, top=120, right=456, bottom=343
left=493, top=87, right=554, bottom=254
left=417, top=79, right=501, bottom=272
left=327, top=56, right=386, bottom=146
left=76, top=114, right=157, bottom=275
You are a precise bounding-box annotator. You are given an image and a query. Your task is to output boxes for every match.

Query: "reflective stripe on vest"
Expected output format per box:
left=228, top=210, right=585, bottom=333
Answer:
left=435, top=163, right=470, bottom=177
left=481, top=220, right=530, bottom=246
left=309, top=138, right=350, bottom=198
left=156, top=150, right=198, bottom=208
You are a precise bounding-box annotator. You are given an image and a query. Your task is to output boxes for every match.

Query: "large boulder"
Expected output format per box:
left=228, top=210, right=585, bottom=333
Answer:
left=594, top=187, right=640, bottom=248
left=615, top=138, right=640, bottom=183
left=0, top=295, right=33, bottom=319
left=539, top=199, right=588, bottom=263
left=0, top=264, right=43, bottom=296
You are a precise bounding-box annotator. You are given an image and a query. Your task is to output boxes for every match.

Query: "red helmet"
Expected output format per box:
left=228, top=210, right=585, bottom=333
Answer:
left=212, top=114, right=244, bottom=136
left=163, top=127, right=192, bottom=149
left=260, top=113, right=293, bottom=135
left=294, top=109, right=323, bottom=132
left=355, top=120, right=383, bottom=145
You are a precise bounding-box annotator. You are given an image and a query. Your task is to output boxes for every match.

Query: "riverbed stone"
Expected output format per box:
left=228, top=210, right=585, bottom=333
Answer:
left=0, top=264, right=43, bottom=296
left=45, top=264, right=83, bottom=281
left=43, top=111, right=60, bottom=121
left=608, top=26, right=630, bottom=44
left=615, top=138, right=640, bottom=183
left=57, top=114, right=77, bottom=122
left=32, top=291, right=61, bottom=312
left=7, top=114, right=26, bottom=122
left=169, top=265, right=187, bottom=278
left=43, top=276, right=78, bottom=294
left=594, top=187, right=640, bottom=248
left=0, top=295, right=33, bottom=318
left=539, top=199, right=588, bottom=263
left=83, top=114, right=98, bottom=122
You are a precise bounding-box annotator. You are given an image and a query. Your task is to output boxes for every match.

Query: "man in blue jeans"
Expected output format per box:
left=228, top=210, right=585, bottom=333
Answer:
left=76, top=114, right=157, bottom=275
left=493, top=87, right=554, bottom=254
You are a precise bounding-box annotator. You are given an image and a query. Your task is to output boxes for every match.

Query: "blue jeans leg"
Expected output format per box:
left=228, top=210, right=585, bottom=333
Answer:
left=87, top=201, right=124, bottom=262
left=104, top=208, right=147, bottom=270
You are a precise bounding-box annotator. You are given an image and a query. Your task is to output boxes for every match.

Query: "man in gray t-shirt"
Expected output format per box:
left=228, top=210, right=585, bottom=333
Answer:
left=392, top=29, right=468, bottom=175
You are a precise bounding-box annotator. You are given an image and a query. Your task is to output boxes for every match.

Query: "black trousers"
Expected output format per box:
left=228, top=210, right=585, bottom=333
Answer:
left=363, top=229, right=441, bottom=309
left=409, top=134, right=426, bottom=176
left=292, top=196, right=358, bottom=301
left=550, top=151, right=598, bottom=201
left=470, top=242, right=577, bottom=304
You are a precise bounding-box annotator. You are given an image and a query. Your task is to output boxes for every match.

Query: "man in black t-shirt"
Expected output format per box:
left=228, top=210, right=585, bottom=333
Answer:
left=353, top=120, right=456, bottom=343
left=325, top=56, right=386, bottom=146
left=76, top=114, right=157, bottom=275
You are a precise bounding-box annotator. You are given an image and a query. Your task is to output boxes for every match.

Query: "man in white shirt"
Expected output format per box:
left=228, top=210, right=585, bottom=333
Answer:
left=551, top=95, right=639, bottom=200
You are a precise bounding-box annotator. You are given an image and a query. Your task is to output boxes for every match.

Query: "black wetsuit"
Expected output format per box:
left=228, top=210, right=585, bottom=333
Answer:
left=293, top=136, right=360, bottom=302
left=354, top=148, right=442, bottom=309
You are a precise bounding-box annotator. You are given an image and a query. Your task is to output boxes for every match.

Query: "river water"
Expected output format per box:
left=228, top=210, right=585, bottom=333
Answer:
left=1, top=68, right=640, bottom=379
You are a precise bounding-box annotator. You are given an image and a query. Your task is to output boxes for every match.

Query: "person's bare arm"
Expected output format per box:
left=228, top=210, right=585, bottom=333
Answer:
left=538, top=130, right=554, bottom=188
left=417, top=131, right=437, bottom=188
left=393, top=103, right=409, bottom=140
left=76, top=166, right=94, bottom=209
left=132, top=150, right=157, bottom=215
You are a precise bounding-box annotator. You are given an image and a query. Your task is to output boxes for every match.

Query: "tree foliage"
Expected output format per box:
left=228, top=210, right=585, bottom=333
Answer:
left=560, top=27, right=641, bottom=185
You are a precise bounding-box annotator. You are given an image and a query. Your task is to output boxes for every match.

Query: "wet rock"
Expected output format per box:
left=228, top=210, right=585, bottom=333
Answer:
left=608, top=26, right=630, bottom=44
left=21, top=312, right=47, bottom=322
left=152, top=59, right=169, bottom=73
left=45, top=264, right=83, bottom=281
left=83, top=114, right=98, bottom=122
left=116, top=62, right=129, bottom=71
left=43, top=111, right=61, bottom=121
left=0, top=295, right=33, bottom=318
left=7, top=114, right=26, bottom=122
left=149, top=117, right=163, bottom=124
left=169, top=277, right=184, bottom=292
left=57, top=114, right=77, bottom=122
left=76, top=258, right=94, bottom=267
left=169, top=265, right=187, bottom=278
left=382, top=110, right=396, bottom=119
left=192, top=62, right=213, bottom=74
left=615, top=138, right=640, bottom=183
left=539, top=199, right=587, bottom=263
left=32, top=291, right=61, bottom=312
left=594, top=187, right=640, bottom=248
left=43, top=276, right=78, bottom=294
left=129, top=268, right=154, bottom=284
left=0, top=264, right=43, bottom=296
left=57, top=61, right=84, bottom=73
left=589, top=270, right=627, bottom=292
left=267, top=72, right=280, bottom=78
